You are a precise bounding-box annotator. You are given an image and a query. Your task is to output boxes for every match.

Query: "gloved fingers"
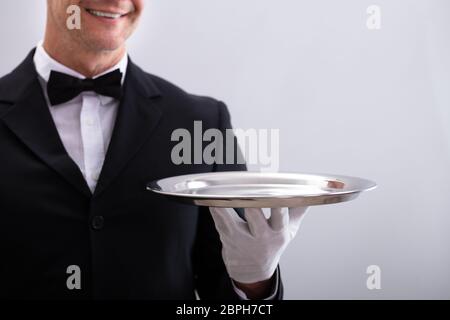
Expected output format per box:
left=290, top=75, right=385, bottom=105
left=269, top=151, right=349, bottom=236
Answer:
left=288, top=206, right=309, bottom=227
left=209, top=207, right=243, bottom=235
left=244, top=208, right=268, bottom=237
left=269, top=207, right=289, bottom=232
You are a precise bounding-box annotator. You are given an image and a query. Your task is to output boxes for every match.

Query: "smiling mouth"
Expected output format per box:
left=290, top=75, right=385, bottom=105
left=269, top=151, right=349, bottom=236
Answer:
left=85, top=8, right=129, bottom=19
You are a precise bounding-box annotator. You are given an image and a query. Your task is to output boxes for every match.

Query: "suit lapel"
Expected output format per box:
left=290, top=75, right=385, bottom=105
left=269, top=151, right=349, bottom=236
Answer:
left=92, top=59, right=163, bottom=198
left=0, top=51, right=163, bottom=199
left=0, top=50, right=92, bottom=197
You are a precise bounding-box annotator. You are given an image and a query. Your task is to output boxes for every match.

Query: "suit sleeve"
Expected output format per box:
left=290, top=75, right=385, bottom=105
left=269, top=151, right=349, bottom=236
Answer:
left=192, top=101, right=284, bottom=300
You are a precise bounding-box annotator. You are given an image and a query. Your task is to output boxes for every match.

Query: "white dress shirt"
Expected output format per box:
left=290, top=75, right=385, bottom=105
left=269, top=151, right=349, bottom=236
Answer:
left=33, top=41, right=127, bottom=193
left=32, top=42, right=276, bottom=299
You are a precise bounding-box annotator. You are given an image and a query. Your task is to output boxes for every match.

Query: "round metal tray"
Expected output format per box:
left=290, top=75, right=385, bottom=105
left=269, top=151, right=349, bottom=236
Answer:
left=147, top=171, right=377, bottom=208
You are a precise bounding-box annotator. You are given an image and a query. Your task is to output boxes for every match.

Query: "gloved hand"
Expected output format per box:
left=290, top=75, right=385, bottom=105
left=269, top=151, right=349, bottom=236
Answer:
left=209, top=206, right=309, bottom=284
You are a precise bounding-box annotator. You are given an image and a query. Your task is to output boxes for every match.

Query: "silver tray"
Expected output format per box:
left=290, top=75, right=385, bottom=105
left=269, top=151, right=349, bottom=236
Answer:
left=147, top=172, right=377, bottom=208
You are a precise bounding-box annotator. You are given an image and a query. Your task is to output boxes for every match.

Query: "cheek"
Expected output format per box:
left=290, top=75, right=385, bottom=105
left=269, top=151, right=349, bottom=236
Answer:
left=133, top=0, right=145, bottom=16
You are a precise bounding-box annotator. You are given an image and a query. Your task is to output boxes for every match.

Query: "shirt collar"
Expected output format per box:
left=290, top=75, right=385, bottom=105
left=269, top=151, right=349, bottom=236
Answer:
left=33, top=40, right=128, bottom=105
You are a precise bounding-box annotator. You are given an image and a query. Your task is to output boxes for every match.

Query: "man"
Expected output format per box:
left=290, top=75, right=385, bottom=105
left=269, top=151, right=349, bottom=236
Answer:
left=0, top=0, right=307, bottom=299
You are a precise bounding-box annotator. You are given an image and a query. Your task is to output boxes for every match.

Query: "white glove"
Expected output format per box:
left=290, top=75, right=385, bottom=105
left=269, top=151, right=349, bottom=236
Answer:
left=209, top=206, right=308, bottom=284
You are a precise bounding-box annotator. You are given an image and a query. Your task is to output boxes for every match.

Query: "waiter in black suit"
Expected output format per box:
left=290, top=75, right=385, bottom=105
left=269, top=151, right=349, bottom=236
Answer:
left=0, top=0, right=308, bottom=299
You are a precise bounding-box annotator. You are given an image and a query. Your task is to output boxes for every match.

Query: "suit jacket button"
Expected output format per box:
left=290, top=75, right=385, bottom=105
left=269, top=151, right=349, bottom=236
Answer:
left=92, top=216, right=104, bottom=230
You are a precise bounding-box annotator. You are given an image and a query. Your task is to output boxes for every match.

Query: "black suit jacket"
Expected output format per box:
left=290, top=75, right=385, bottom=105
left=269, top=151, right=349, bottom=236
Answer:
left=0, top=50, right=283, bottom=300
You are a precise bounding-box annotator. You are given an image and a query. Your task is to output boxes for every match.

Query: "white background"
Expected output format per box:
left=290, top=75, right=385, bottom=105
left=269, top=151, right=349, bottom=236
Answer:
left=1, top=0, right=449, bottom=299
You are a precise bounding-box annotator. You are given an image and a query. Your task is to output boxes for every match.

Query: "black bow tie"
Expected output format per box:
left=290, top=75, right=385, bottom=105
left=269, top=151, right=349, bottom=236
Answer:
left=47, top=69, right=123, bottom=106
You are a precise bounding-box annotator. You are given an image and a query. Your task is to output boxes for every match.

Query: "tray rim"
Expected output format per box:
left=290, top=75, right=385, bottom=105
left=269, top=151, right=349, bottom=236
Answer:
left=146, top=171, right=377, bottom=200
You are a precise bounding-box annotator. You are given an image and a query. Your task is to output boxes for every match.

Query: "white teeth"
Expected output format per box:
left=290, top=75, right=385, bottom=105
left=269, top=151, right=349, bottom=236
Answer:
left=87, top=9, right=123, bottom=19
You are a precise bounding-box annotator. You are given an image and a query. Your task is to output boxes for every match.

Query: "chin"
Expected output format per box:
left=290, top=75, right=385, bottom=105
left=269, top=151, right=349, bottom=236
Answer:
left=83, top=34, right=127, bottom=52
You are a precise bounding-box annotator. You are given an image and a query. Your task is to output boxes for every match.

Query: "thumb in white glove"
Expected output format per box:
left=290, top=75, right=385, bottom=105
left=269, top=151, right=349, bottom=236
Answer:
left=209, top=206, right=308, bottom=284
